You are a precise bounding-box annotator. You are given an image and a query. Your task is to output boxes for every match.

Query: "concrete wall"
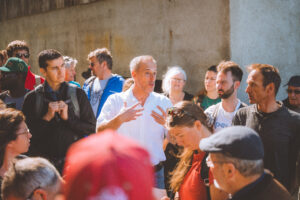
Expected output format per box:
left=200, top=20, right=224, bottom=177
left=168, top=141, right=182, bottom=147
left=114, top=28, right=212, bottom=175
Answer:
left=0, top=0, right=230, bottom=94
left=230, top=0, right=300, bottom=102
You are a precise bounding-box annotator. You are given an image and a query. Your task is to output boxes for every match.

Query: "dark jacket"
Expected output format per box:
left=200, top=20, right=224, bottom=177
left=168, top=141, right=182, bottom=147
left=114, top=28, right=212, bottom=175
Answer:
left=230, top=172, right=291, bottom=200
left=22, top=82, right=96, bottom=171
left=233, top=103, right=300, bottom=190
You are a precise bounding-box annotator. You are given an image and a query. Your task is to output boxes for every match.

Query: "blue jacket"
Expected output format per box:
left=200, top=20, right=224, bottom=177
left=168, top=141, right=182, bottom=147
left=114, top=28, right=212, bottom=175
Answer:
left=83, top=74, right=124, bottom=118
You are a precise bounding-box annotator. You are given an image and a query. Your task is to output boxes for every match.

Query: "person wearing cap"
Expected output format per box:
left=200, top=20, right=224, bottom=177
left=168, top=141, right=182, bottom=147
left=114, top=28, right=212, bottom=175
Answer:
left=233, top=64, right=300, bottom=192
left=283, top=75, right=300, bottom=113
left=63, top=130, right=154, bottom=200
left=0, top=57, right=30, bottom=110
left=200, top=126, right=291, bottom=200
left=161, top=101, right=227, bottom=200
left=6, top=40, right=44, bottom=90
left=1, top=157, right=62, bottom=200
left=97, top=55, right=172, bottom=195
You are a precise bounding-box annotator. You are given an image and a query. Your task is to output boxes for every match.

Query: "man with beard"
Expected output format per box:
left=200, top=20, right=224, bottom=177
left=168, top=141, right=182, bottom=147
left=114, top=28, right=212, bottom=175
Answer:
left=205, top=61, right=247, bottom=132
left=233, top=64, right=300, bottom=193
left=0, top=57, right=30, bottom=110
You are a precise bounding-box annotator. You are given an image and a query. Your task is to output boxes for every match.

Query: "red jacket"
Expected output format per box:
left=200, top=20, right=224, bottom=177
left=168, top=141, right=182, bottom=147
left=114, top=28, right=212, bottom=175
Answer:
left=25, top=66, right=44, bottom=90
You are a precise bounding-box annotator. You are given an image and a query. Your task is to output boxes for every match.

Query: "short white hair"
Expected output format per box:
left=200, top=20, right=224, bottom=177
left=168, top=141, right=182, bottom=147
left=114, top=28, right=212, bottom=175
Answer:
left=63, top=56, right=78, bottom=68
left=129, top=55, right=157, bottom=73
left=162, top=66, right=187, bottom=94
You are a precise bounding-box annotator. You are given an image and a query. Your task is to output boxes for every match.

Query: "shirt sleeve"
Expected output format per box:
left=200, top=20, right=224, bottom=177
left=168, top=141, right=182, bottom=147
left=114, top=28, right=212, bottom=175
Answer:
left=96, top=94, right=122, bottom=129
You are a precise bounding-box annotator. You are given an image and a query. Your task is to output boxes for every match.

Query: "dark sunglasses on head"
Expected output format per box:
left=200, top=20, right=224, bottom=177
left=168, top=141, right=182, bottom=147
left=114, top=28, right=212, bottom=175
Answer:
left=16, top=53, right=30, bottom=59
left=167, top=107, right=196, bottom=119
left=287, top=89, right=300, bottom=94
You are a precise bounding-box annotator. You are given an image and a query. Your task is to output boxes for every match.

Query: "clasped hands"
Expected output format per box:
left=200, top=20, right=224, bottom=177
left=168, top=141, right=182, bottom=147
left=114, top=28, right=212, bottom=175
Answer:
left=43, top=101, right=68, bottom=121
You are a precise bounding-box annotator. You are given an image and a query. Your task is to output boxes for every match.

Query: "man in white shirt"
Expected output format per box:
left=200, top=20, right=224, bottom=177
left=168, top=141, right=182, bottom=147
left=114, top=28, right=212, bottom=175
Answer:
left=97, top=55, right=172, bottom=191
left=205, top=61, right=247, bottom=132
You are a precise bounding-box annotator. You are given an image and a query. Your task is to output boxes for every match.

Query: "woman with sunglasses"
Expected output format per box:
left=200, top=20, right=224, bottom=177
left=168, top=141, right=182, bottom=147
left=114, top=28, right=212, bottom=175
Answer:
left=0, top=108, right=32, bottom=200
left=162, top=101, right=227, bottom=200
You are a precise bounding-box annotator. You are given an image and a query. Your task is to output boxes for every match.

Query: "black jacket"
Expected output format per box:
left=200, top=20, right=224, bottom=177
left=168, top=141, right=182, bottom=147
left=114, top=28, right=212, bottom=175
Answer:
left=22, top=82, right=96, bottom=171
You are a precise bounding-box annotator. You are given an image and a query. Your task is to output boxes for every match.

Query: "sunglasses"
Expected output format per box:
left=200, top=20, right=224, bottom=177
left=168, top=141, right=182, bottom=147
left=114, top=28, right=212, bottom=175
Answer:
left=89, top=62, right=95, bottom=67
left=287, top=89, right=300, bottom=94
left=16, top=53, right=30, bottom=59
left=167, top=107, right=196, bottom=119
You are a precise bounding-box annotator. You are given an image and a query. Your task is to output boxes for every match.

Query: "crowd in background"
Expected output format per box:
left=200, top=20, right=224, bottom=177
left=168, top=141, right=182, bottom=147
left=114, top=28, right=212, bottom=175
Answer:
left=0, top=40, right=299, bottom=200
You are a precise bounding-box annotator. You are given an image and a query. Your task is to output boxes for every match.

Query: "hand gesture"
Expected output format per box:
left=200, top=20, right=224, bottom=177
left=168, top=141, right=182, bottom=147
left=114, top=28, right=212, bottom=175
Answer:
left=43, top=102, right=60, bottom=121
left=118, top=102, right=144, bottom=123
left=151, top=105, right=167, bottom=126
left=58, top=100, right=68, bottom=120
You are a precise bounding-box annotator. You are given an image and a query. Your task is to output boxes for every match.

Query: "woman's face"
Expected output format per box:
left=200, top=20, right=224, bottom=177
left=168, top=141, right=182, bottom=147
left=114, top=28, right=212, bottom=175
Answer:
left=8, top=121, right=32, bottom=155
left=205, top=70, right=217, bottom=93
left=168, top=122, right=201, bottom=150
left=170, top=73, right=185, bottom=93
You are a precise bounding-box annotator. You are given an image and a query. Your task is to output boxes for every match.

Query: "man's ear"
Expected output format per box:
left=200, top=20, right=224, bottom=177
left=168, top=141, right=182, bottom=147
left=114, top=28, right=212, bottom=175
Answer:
left=223, top=163, right=236, bottom=180
left=40, top=68, right=47, bottom=77
left=32, top=188, right=47, bottom=200
left=266, top=83, right=275, bottom=96
left=234, top=81, right=241, bottom=90
left=194, top=120, right=202, bottom=131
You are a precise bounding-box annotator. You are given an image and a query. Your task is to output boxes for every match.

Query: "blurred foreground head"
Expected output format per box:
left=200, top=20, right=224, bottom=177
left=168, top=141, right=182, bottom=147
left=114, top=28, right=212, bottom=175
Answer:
left=63, top=130, right=154, bottom=200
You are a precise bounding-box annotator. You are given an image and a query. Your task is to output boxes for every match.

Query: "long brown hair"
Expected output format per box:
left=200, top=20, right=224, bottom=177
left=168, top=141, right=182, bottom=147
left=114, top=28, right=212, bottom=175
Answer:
left=166, top=101, right=211, bottom=192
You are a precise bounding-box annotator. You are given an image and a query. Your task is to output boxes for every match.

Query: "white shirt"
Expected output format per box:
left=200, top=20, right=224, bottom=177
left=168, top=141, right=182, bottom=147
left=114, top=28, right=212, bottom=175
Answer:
left=205, top=100, right=241, bottom=132
left=97, top=88, right=173, bottom=165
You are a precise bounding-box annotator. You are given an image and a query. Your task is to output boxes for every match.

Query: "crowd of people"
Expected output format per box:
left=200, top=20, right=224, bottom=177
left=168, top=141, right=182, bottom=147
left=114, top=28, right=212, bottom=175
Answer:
left=0, top=39, right=299, bottom=200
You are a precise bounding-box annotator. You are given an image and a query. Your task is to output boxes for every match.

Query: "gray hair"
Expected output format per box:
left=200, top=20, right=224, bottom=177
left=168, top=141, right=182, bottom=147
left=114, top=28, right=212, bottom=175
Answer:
left=162, top=66, right=187, bottom=94
left=63, top=56, right=78, bottom=68
left=129, top=55, right=157, bottom=73
left=1, top=157, right=62, bottom=199
left=215, top=153, right=264, bottom=177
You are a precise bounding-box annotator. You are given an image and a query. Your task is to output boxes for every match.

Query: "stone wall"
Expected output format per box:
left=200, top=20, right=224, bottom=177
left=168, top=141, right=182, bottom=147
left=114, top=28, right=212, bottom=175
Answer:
left=0, top=0, right=230, bottom=94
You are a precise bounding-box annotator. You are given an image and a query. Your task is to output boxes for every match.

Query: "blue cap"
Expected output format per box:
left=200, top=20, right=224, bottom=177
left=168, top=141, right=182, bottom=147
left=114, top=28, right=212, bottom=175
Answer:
left=200, top=126, right=264, bottom=160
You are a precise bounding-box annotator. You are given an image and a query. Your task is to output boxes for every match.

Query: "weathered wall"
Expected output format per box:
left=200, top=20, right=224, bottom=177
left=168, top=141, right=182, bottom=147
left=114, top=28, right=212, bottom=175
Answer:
left=0, top=0, right=230, bottom=94
left=230, top=0, right=300, bottom=102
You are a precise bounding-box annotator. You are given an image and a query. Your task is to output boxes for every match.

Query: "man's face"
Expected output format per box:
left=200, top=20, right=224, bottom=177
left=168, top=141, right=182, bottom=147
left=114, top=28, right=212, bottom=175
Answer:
left=0, top=72, right=20, bottom=90
left=287, top=86, right=300, bottom=108
left=12, top=49, right=29, bottom=64
left=89, top=57, right=105, bottom=79
left=206, top=153, right=229, bottom=192
left=216, top=71, right=235, bottom=99
left=132, top=59, right=157, bottom=94
left=65, top=65, right=76, bottom=82
left=41, top=57, right=65, bottom=86
left=246, top=70, right=268, bottom=104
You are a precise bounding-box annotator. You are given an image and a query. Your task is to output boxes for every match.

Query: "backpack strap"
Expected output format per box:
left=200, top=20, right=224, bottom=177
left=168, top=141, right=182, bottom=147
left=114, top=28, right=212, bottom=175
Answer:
left=67, top=84, right=80, bottom=118
left=34, top=75, right=42, bottom=88
left=201, top=152, right=211, bottom=200
left=35, top=84, right=45, bottom=118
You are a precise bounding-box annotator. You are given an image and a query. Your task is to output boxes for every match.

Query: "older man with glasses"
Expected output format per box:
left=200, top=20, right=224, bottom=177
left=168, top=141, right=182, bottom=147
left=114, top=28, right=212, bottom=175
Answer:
left=6, top=40, right=44, bottom=90
left=200, top=126, right=292, bottom=200
left=283, top=75, right=300, bottom=113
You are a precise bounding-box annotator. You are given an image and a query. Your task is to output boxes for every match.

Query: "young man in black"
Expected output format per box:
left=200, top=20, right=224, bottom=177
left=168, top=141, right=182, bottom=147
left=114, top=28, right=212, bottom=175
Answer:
left=22, top=49, right=96, bottom=172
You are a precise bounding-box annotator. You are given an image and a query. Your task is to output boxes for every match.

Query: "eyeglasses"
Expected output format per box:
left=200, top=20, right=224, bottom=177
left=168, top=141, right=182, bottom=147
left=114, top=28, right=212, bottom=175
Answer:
left=26, top=186, right=41, bottom=200
left=206, top=156, right=226, bottom=168
left=171, top=78, right=185, bottom=83
left=17, top=128, right=30, bottom=136
left=15, top=53, right=30, bottom=59
left=287, top=89, right=300, bottom=94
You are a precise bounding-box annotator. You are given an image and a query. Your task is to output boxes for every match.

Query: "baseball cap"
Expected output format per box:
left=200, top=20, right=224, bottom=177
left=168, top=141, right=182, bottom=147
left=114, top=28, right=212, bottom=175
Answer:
left=286, top=75, right=300, bottom=87
left=63, top=130, right=154, bottom=200
left=0, top=57, right=28, bottom=73
left=200, top=126, right=264, bottom=160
